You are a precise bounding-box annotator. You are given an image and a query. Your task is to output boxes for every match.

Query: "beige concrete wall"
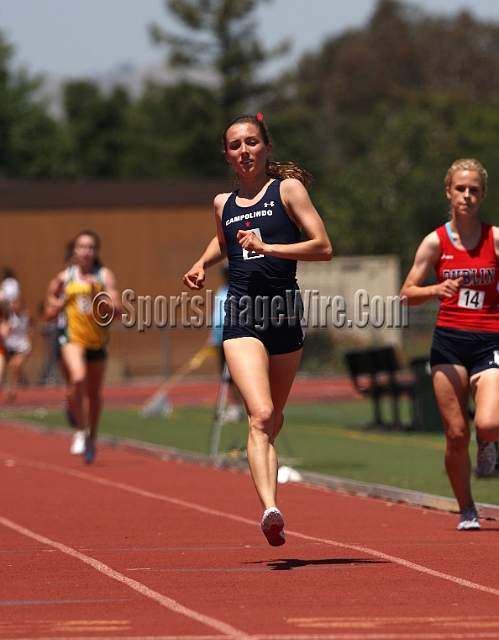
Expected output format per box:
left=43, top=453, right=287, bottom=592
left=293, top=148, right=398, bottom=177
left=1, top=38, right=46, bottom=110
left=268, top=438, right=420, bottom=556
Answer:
left=297, top=256, right=404, bottom=345
left=1, top=205, right=225, bottom=382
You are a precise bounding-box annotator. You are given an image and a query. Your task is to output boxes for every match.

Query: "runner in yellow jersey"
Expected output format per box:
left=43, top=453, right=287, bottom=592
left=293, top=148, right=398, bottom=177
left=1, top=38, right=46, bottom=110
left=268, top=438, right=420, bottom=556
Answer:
left=63, top=265, right=107, bottom=351
left=45, top=231, right=121, bottom=463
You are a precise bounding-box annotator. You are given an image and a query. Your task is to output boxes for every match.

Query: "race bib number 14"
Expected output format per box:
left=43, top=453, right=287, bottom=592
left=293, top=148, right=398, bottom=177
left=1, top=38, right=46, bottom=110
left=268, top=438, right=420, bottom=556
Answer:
left=458, top=288, right=485, bottom=310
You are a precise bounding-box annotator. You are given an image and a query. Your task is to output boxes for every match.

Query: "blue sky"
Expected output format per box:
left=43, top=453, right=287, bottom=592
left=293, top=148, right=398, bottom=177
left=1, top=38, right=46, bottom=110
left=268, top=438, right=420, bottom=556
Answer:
left=0, top=0, right=498, bottom=79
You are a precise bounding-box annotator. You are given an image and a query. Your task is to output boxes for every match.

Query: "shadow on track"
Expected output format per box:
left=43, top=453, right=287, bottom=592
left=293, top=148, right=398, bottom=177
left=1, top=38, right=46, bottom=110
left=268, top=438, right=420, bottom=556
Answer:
left=249, top=557, right=389, bottom=571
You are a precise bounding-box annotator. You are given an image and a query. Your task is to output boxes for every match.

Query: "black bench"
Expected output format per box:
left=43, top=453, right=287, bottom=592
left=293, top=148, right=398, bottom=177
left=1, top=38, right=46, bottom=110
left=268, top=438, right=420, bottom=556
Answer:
left=344, top=345, right=416, bottom=430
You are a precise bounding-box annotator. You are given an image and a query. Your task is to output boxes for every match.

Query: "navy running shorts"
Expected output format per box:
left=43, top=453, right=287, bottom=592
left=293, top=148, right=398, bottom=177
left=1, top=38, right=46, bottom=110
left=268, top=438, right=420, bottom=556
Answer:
left=223, top=320, right=304, bottom=356
left=222, top=290, right=305, bottom=355
left=430, top=326, right=499, bottom=376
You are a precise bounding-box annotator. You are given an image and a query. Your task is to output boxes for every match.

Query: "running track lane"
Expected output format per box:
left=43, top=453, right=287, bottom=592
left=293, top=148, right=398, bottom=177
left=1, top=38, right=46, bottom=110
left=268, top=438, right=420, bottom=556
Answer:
left=1, top=422, right=499, bottom=640
left=1, top=376, right=359, bottom=410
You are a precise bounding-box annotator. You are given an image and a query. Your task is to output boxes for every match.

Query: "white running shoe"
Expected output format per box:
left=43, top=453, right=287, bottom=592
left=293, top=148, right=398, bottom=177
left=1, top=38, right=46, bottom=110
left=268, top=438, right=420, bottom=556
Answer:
left=221, top=405, right=243, bottom=423
left=261, top=507, right=285, bottom=546
left=457, top=506, right=481, bottom=531
left=476, top=436, right=498, bottom=477
left=70, top=430, right=86, bottom=455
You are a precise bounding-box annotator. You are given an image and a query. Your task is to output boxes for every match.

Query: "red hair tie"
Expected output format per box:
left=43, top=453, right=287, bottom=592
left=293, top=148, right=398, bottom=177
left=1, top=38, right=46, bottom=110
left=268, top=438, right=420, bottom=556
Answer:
left=257, top=112, right=264, bottom=121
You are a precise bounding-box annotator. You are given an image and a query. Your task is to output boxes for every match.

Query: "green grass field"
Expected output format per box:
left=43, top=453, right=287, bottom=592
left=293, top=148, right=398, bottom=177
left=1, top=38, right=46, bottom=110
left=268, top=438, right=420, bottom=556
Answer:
left=5, top=399, right=498, bottom=507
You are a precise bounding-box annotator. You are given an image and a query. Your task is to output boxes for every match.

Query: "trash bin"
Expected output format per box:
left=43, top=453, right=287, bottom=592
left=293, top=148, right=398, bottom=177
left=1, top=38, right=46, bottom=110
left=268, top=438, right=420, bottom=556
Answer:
left=411, top=357, right=444, bottom=432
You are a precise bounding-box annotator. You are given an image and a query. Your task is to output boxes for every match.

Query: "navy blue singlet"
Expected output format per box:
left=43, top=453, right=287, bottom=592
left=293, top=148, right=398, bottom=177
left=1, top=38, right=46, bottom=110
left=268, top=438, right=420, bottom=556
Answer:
left=221, top=179, right=304, bottom=352
left=222, top=179, right=300, bottom=299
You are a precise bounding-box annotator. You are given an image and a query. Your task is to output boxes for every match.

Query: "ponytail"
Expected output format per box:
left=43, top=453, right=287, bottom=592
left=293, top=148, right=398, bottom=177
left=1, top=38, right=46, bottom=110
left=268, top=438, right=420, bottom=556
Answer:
left=266, top=160, right=313, bottom=188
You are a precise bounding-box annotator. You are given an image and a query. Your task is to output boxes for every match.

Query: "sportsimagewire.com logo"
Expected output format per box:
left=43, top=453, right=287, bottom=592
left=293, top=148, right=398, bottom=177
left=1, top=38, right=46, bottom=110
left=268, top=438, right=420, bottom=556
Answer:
left=91, top=288, right=409, bottom=331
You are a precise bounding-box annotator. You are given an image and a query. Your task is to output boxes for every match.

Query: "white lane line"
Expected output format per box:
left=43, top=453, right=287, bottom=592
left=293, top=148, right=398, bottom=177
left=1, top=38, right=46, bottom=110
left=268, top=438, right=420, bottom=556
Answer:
left=4, top=633, right=499, bottom=640
left=289, top=530, right=499, bottom=597
left=2, top=453, right=499, bottom=598
left=0, top=516, right=250, bottom=639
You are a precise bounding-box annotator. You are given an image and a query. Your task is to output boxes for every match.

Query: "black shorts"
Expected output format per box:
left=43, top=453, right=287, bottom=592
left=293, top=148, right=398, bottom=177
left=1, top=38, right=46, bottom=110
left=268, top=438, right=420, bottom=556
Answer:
left=85, top=347, right=107, bottom=362
left=430, top=326, right=499, bottom=376
left=222, top=289, right=305, bottom=356
left=223, top=320, right=304, bottom=356
left=59, top=347, right=107, bottom=362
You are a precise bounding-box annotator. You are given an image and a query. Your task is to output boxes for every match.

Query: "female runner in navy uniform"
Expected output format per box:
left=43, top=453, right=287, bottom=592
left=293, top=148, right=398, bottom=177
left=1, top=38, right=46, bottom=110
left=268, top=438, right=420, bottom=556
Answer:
left=183, top=114, right=332, bottom=546
left=400, top=159, right=499, bottom=530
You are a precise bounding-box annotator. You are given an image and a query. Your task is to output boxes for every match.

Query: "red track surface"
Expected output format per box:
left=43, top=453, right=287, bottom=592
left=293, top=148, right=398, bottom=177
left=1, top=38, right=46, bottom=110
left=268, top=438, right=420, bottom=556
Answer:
left=0, top=375, right=359, bottom=410
left=2, top=410, right=499, bottom=640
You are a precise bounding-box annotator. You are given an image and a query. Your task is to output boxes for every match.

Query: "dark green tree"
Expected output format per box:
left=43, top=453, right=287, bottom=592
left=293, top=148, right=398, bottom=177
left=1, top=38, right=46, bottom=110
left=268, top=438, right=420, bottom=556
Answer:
left=149, top=0, right=290, bottom=118
left=0, top=32, right=70, bottom=177
left=121, top=81, right=226, bottom=178
left=62, top=81, right=131, bottom=178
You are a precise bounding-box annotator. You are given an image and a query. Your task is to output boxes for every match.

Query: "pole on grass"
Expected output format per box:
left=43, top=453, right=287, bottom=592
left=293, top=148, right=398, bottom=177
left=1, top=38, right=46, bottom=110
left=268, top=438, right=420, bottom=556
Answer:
left=210, top=363, right=231, bottom=458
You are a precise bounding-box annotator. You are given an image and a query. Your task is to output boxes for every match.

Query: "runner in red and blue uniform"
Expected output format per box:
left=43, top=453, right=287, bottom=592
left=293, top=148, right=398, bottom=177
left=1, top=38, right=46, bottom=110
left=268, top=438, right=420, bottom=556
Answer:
left=401, top=159, right=499, bottom=530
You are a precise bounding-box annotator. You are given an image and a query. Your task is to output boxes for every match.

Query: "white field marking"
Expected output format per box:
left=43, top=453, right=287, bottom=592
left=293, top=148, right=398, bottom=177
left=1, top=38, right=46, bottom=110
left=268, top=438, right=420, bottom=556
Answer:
left=0, top=516, right=250, bottom=640
left=2, top=453, right=499, bottom=599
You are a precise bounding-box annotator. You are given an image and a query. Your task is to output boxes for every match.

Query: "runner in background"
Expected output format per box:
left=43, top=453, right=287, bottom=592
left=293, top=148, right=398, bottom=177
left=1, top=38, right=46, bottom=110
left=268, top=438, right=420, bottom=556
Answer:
left=45, top=231, right=121, bottom=464
left=0, top=299, right=10, bottom=398
left=2, top=297, right=34, bottom=403
left=400, top=158, right=499, bottom=530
